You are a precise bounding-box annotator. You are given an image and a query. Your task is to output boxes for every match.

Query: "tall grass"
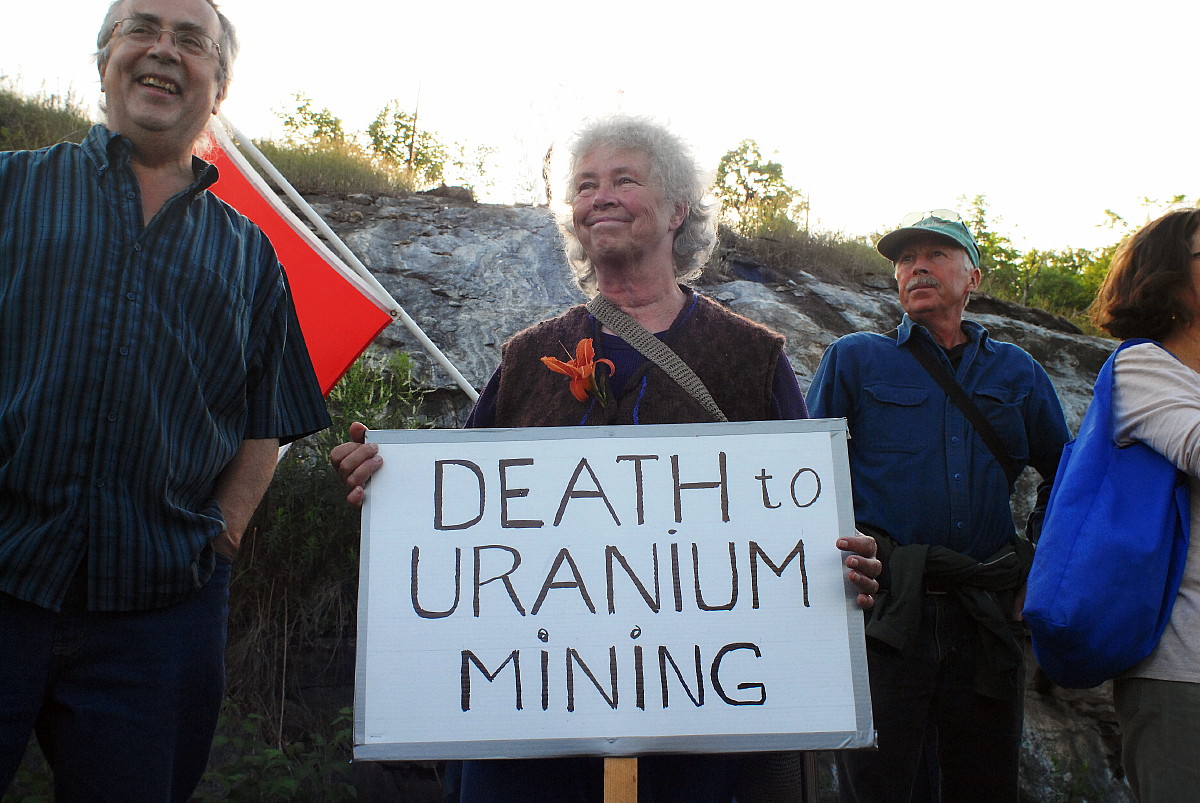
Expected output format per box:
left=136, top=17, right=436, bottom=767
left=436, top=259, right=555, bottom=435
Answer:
left=0, top=83, right=93, bottom=151
left=713, top=223, right=893, bottom=288
left=250, top=139, right=416, bottom=197
left=0, top=83, right=411, bottom=199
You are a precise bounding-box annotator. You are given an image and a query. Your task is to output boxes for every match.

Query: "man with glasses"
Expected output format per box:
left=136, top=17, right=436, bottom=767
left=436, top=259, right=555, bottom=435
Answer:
left=807, top=211, right=1069, bottom=802
left=0, top=0, right=329, bottom=798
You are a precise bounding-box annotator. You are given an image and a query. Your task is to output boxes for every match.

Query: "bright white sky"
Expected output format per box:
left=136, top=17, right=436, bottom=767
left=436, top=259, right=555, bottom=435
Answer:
left=3, top=0, right=1194, bottom=251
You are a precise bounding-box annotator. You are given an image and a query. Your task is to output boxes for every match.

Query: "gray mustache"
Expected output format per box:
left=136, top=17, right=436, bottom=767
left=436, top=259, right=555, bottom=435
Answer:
left=905, top=276, right=940, bottom=292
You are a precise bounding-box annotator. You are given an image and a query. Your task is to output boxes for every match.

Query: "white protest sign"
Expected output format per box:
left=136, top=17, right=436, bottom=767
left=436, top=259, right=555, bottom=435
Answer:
left=354, top=419, right=872, bottom=760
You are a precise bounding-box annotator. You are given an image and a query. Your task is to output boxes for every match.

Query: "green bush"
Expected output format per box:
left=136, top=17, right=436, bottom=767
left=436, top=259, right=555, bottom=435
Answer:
left=196, top=706, right=356, bottom=802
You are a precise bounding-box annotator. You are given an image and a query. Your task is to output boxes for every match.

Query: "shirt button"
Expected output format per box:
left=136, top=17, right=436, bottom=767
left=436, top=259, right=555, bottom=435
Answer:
left=106, top=412, right=118, bottom=422
left=96, top=480, right=106, bottom=488
left=126, top=191, right=136, bottom=200
left=126, top=292, right=136, bottom=300
left=119, top=347, right=130, bottom=356
left=133, top=244, right=143, bottom=252
left=953, top=473, right=961, bottom=480
left=956, top=521, right=965, bottom=529
left=951, top=436, right=960, bottom=443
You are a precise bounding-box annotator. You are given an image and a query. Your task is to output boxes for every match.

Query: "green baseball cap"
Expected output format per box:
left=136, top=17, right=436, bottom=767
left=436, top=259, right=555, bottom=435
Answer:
left=877, top=209, right=981, bottom=269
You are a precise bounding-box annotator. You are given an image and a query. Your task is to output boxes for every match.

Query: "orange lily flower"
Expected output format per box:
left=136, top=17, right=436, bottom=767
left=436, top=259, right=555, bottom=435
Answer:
left=541, top=338, right=615, bottom=404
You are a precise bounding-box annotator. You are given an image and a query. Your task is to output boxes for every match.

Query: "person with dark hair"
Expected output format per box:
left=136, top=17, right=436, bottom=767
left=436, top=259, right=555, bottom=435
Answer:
left=1090, top=208, right=1200, bottom=802
left=0, top=0, right=329, bottom=798
left=332, top=114, right=882, bottom=802
left=806, top=210, right=1070, bottom=802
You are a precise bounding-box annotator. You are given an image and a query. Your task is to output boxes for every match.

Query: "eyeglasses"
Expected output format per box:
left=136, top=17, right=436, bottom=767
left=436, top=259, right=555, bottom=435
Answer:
left=899, top=209, right=963, bottom=227
left=112, top=18, right=220, bottom=59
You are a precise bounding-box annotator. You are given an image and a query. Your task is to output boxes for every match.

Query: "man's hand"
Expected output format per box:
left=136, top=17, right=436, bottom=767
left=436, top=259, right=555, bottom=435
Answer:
left=838, top=531, right=882, bottom=610
left=330, top=421, right=383, bottom=507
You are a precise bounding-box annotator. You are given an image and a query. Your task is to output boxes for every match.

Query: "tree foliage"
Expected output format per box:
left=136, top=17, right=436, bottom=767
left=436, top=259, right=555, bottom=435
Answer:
left=278, top=93, right=345, bottom=148
left=446, top=141, right=499, bottom=195
left=270, top=95, right=503, bottom=193
left=715, top=140, right=808, bottom=236
left=1103, top=195, right=1197, bottom=234
left=367, top=100, right=447, bottom=188
left=956, top=193, right=1200, bottom=332
left=1023, top=246, right=1111, bottom=313
left=961, top=194, right=1027, bottom=301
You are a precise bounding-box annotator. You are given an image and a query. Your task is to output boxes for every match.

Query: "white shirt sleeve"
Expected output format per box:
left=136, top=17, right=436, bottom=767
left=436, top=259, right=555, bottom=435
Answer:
left=1113, top=342, right=1200, bottom=479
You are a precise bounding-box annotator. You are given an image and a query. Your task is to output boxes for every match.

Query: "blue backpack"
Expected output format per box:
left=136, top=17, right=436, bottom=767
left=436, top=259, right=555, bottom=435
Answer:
left=1024, top=339, right=1191, bottom=689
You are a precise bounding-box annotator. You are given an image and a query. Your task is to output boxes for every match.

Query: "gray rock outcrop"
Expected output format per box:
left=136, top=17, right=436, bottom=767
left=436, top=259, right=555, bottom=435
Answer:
left=322, top=194, right=1113, bottom=427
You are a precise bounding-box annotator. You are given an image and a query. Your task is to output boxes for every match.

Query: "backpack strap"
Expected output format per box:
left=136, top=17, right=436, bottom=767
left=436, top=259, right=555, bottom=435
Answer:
left=587, top=294, right=728, bottom=423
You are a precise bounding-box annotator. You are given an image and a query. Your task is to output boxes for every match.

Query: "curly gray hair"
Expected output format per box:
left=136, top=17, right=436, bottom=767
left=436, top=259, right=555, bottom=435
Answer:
left=95, top=0, right=239, bottom=97
left=558, top=115, right=718, bottom=295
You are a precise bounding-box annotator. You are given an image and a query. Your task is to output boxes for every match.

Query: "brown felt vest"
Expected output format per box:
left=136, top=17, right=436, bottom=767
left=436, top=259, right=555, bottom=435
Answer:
left=494, top=292, right=784, bottom=427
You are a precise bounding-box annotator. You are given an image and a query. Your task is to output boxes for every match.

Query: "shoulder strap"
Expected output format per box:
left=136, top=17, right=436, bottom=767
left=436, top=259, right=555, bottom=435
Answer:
left=587, top=294, right=728, bottom=423
left=896, top=329, right=1022, bottom=488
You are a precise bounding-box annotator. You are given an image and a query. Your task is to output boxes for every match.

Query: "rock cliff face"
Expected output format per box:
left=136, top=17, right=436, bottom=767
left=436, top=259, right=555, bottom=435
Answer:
left=317, top=191, right=1128, bottom=801
left=326, top=192, right=1113, bottom=428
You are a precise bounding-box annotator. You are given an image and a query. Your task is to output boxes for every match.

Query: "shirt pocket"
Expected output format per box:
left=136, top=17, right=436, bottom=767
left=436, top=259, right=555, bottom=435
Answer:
left=861, top=383, right=930, bottom=454
left=972, top=385, right=1030, bottom=462
left=144, top=261, right=253, bottom=424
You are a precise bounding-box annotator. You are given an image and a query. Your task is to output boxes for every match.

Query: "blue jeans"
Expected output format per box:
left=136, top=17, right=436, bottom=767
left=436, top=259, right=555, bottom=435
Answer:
left=838, top=594, right=1024, bottom=803
left=0, top=555, right=231, bottom=802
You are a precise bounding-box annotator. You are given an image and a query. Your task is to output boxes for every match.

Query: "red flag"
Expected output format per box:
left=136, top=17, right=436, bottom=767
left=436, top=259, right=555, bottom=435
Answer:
left=205, top=123, right=395, bottom=395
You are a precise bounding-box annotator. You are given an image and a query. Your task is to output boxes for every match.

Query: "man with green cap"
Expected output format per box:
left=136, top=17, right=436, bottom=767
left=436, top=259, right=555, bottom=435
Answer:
left=807, top=210, right=1069, bottom=802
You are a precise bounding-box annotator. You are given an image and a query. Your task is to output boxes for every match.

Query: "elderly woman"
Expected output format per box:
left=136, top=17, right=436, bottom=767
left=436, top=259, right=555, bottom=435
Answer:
left=1089, top=208, right=1200, bottom=802
left=333, top=115, right=880, bottom=802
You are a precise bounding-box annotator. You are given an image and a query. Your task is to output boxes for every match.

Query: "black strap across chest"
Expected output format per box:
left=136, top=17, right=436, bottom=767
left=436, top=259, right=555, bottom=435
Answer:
left=895, top=329, right=1021, bottom=489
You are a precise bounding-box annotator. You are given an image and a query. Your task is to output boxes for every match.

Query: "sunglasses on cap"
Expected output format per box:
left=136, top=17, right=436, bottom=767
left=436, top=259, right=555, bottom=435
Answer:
left=899, top=209, right=963, bottom=227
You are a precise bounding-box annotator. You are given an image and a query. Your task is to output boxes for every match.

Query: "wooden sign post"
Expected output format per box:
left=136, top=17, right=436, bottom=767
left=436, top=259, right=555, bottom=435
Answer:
left=354, top=420, right=873, bottom=771
left=604, top=757, right=637, bottom=803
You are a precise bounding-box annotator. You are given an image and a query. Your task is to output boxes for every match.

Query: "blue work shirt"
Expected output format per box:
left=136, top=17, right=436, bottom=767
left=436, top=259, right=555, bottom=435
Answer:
left=808, top=315, right=1068, bottom=560
left=0, top=125, right=330, bottom=612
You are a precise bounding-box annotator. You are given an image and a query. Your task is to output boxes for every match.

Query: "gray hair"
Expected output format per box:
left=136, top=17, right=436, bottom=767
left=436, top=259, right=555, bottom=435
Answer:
left=96, top=0, right=239, bottom=96
left=558, top=115, right=718, bottom=295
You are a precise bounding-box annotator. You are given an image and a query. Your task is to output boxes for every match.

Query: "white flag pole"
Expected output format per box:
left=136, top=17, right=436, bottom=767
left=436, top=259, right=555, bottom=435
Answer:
left=213, top=115, right=479, bottom=402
